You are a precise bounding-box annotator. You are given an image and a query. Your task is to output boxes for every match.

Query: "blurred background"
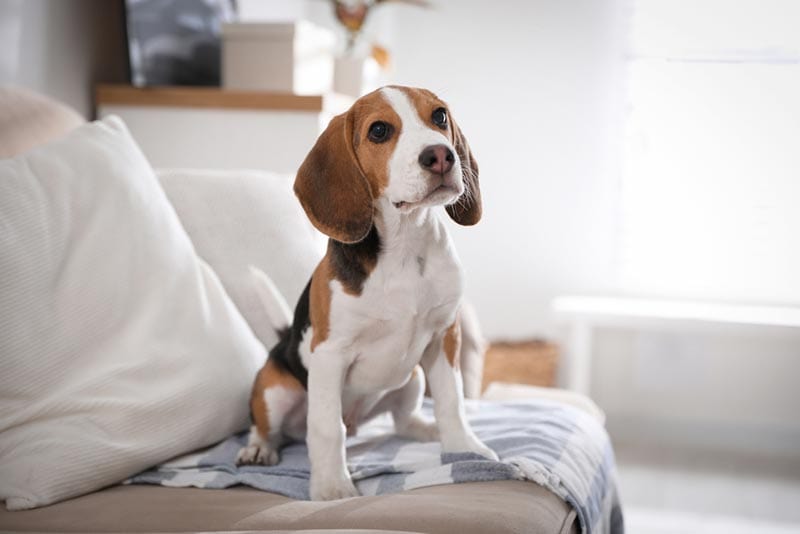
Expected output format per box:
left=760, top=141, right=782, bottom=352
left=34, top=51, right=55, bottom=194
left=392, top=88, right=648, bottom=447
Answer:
left=2, top=0, right=799, bottom=531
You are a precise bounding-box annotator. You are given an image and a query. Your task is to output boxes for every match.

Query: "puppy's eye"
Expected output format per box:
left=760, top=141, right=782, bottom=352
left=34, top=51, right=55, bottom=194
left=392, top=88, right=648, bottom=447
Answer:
left=368, top=121, right=392, bottom=143
left=432, top=107, right=447, bottom=128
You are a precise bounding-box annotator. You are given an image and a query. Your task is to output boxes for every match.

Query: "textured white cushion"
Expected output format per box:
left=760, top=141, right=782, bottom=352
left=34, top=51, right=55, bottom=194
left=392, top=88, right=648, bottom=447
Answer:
left=0, top=116, right=264, bottom=510
left=157, top=169, right=325, bottom=351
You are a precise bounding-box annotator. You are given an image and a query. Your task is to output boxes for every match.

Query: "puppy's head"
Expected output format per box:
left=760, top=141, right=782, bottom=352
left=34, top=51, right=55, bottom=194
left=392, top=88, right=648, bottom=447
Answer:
left=294, top=86, right=481, bottom=243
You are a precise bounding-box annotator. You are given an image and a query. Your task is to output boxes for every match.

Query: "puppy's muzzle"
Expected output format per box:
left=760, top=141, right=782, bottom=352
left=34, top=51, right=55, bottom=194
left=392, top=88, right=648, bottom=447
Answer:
left=418, top=144, right=455, bottom=176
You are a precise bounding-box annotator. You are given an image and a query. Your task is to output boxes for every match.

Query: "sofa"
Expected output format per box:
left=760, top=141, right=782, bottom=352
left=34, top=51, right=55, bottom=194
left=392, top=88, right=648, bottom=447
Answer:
left=0, top=86, right=607, bottom=533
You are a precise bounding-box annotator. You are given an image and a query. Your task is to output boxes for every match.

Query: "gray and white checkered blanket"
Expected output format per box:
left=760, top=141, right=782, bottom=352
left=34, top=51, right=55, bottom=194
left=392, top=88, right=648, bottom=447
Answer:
left=128, top=398, right=624, bottom=534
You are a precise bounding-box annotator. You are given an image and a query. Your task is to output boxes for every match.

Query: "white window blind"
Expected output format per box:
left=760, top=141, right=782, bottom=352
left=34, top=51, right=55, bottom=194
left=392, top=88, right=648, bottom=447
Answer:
left=621, top=0, right=800, bottom=304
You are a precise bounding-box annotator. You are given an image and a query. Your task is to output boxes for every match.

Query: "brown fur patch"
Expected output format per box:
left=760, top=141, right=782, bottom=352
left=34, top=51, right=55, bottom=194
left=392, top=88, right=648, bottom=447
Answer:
left=445, top=115, right=481, bottom=226
left=396, top=86, right=447, bottom=135
left=310, top=257, right=333, bottom=351
left=294, top=110, right=372, bottom=244
left=412, top=365, right=421, bottom=378
left=349, top=89, right=402, bottom=198
left=443, top=317, right=462, bottom=369
left=250, top=358, right=303, bottom=438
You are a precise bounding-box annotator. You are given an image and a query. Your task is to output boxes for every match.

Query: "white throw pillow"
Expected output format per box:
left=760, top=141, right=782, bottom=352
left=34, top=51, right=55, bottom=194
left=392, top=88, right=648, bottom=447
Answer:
left=157, top=169, right=325, bottom=352
left=0, top=116, right=264, bottom=510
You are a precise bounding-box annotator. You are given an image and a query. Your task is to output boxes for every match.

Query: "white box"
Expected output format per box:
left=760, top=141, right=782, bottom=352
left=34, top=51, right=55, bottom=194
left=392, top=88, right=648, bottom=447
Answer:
left=222, top=21, right=334, bottom=94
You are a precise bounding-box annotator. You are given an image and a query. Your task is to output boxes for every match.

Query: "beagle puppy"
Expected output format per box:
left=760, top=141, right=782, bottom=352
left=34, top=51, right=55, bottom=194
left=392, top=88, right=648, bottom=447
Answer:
left=237, top=85, right=497, bottom=501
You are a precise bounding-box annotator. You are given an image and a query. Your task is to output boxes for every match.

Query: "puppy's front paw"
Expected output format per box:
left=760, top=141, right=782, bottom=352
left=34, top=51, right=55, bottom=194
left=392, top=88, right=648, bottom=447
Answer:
left=444, top=436, right=499, bottom=461
left=236, top=444, right=280, bottom=466
left=310, top=473, right=360, bottom=501
left=470, top=440, right=499, bottom=461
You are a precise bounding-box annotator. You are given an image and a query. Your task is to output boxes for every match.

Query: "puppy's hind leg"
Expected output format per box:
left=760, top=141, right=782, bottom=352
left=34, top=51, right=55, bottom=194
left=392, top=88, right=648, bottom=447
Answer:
left=237, top=359, right=304, bottom=466
left=237, top=424, right=281, bottom=466
left=361, top=366, right=438, bottom=442
left=392, top=366, right=439, bottom=442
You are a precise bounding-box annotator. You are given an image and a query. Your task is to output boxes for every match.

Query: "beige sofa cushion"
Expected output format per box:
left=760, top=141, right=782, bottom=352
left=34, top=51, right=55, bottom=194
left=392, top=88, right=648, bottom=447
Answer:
left=0, top=86, right=85, bottom=158
left=0, top=482, right=578, bottom=534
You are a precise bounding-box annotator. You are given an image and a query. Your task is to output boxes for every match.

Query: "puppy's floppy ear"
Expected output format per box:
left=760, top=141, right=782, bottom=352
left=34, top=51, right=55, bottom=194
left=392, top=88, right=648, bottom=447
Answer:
left=294, top=112, right=373, bottom=243
left=446, top=117, right=482, bottom=225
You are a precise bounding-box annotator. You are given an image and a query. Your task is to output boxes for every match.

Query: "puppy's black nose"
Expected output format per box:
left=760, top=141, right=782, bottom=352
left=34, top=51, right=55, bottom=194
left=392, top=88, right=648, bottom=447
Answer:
left=418, top=144, right=454, bottom=175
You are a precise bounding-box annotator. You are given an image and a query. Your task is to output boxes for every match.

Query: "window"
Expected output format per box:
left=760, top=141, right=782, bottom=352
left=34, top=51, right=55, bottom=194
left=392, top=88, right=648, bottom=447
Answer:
left=621, top=0, right=800, bottom=304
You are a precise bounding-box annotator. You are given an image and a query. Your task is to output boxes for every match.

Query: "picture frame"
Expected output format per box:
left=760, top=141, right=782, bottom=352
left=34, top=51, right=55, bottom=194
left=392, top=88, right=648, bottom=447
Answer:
left=124, top=0, right=236, bottom=87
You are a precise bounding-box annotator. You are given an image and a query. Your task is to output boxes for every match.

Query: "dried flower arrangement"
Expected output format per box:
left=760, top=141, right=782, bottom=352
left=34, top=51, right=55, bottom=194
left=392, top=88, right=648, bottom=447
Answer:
left=326, top=0, right=430, bottom=66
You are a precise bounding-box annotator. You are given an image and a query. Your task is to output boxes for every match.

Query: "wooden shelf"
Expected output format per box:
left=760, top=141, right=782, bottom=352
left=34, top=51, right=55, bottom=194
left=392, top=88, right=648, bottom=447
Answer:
left=96, top=84, right=326, bottom=112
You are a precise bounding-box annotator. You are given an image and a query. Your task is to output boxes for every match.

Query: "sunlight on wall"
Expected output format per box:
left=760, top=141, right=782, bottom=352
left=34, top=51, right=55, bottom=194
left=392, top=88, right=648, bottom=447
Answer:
left=621, top=0, right=800, bottom=305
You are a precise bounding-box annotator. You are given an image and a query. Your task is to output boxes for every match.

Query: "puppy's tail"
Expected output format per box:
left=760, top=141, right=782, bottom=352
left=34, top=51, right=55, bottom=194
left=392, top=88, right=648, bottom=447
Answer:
left=248, top=265, right=292, bottom=332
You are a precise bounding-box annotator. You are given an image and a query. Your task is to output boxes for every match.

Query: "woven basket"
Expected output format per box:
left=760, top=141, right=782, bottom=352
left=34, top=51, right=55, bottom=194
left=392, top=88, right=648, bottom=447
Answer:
left=481, top=339, right=559, bottom=391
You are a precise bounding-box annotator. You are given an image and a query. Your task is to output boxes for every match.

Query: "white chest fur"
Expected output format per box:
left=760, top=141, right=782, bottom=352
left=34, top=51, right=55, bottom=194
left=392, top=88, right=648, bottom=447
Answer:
left=327, top=208, right=462, bottom=394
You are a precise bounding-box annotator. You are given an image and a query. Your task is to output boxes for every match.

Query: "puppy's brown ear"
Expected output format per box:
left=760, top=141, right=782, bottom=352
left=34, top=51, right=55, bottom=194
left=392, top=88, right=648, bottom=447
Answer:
left=446, top=117, right=482, bottom=225
left=294, top=112, right=373, bottom=243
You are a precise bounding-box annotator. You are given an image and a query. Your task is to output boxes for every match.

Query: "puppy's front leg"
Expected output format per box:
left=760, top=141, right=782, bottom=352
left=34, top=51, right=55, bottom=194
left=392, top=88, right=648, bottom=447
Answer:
left=307, top=352, right=359, bottom=500
left=422, top=322, right=498, bottom=461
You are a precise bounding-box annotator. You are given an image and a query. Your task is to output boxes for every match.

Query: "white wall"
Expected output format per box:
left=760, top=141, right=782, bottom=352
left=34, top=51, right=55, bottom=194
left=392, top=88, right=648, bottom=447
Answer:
left=0, top=0, right=126, bottom=118
left=389, top=0, right=630, bottom=340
